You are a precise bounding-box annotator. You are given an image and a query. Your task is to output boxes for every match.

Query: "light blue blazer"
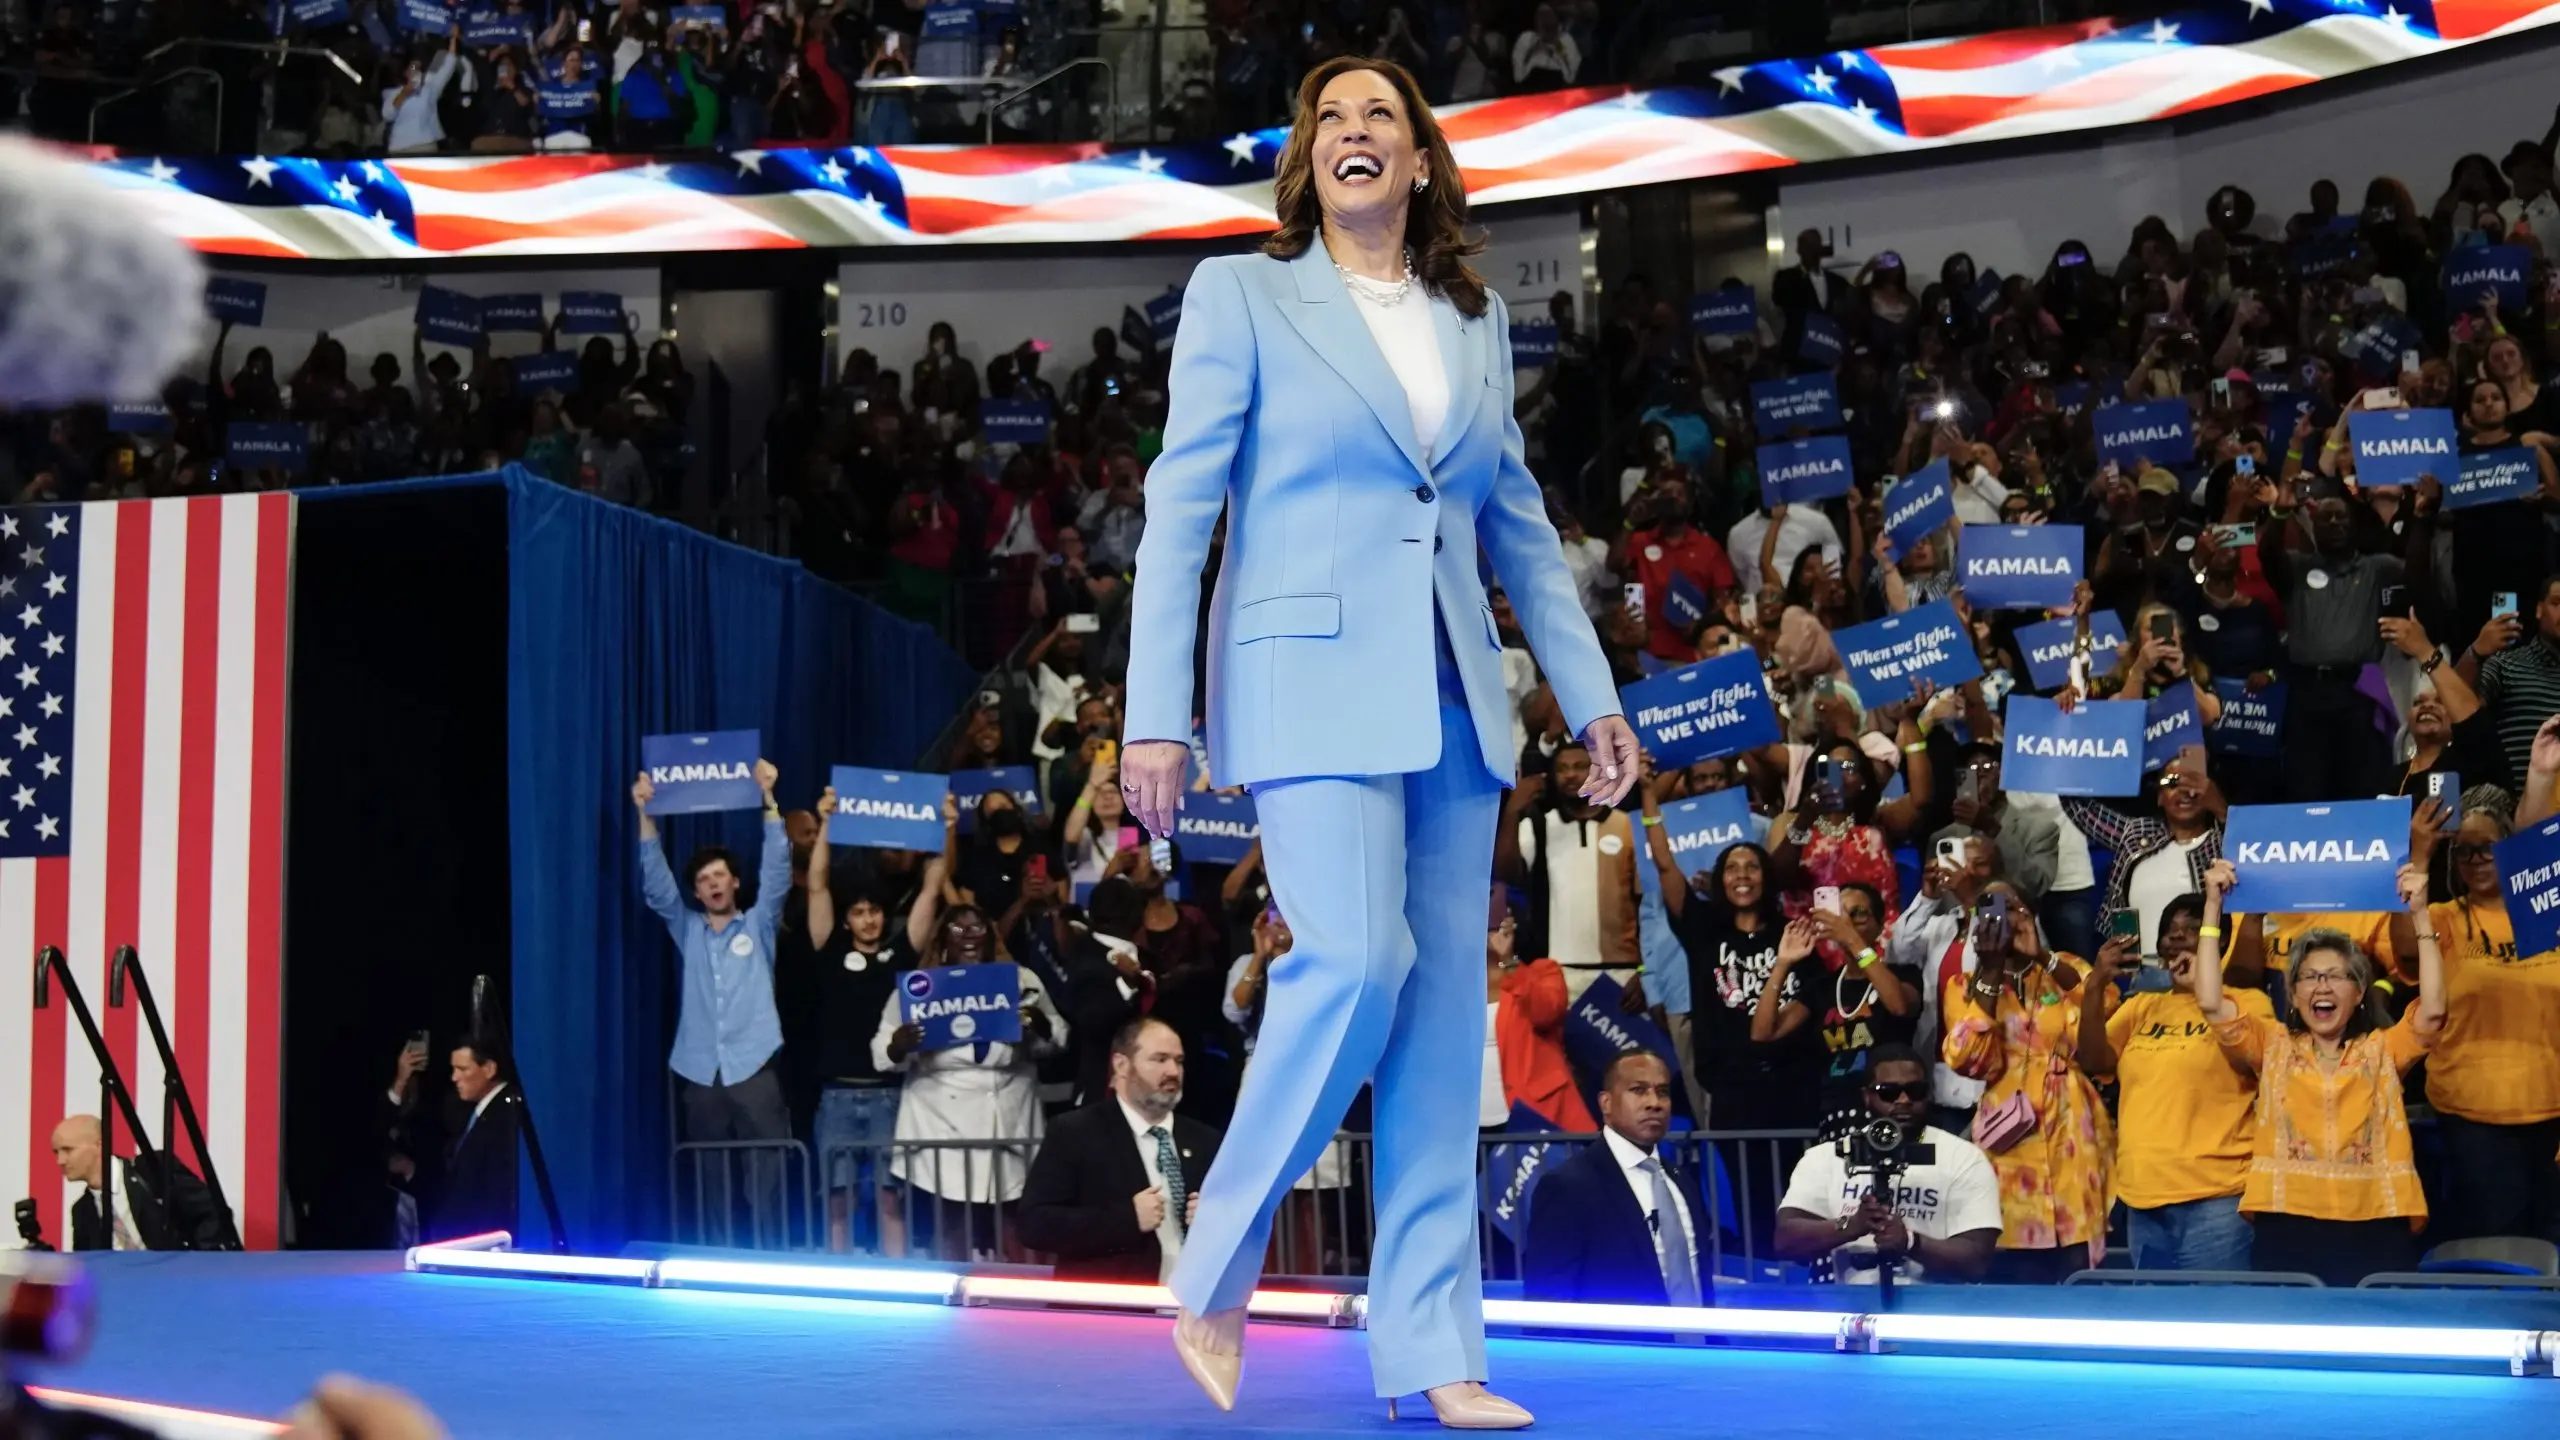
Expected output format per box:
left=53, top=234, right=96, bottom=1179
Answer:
left=1122, top=246, right=1619, bottom=790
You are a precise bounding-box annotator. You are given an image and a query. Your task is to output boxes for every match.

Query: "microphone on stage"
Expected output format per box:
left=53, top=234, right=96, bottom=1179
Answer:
left=107, top=948, right=131, bottom=1009
left=0, top=135, right=207, bottom=409
left=32, top=949, right=51, bottom=1011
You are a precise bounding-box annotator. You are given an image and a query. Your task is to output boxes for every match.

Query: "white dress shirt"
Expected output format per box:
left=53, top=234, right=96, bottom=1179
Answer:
left=87, top=1158, right=141, bottom=1251
left=1601, top=1126, right=1697, bottom=1283
left=1117, top=1095, right=1183, bottom=1281
left=1346, top=285, right=1450, bottom=463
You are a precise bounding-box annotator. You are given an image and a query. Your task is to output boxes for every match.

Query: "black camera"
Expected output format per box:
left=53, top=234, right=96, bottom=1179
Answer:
left=13, top=1198, right=49, bottom=1252
left=1838, top=1117, right=1934, bottom=1185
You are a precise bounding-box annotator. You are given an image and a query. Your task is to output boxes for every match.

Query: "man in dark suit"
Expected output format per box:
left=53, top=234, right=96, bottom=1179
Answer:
left=1019, top=1016, right=1222, bottom=1283
left=388, top=1036, right=522, bottom=1242
left=1523, top=1050, right=1715, bottom=1306
left=51, top=1114, right=232, bottom=1251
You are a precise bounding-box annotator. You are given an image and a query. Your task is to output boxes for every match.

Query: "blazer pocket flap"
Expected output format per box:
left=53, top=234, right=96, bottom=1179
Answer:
left=1234, top=592, right=1342, bottom=642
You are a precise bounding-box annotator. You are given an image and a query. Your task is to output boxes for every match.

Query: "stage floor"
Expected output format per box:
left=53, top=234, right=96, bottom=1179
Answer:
left=22, top=1253, right=2560, bottom=1437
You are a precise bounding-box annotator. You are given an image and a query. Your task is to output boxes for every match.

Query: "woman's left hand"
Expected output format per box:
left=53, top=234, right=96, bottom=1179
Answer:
left=1578, top=715, right=1641, bottom=808
left=2396, top=861, right=2430, bottom=914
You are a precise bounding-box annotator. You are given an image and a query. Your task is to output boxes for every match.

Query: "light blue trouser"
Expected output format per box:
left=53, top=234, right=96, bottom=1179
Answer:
left=2125, top=1193, right=2253, bottom=1273
left=1168, top=693, right=1501, bottom=1398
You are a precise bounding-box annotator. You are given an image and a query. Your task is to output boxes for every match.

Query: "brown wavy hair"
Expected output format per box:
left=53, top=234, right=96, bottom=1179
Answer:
left=1262, top=56, right=1489, bottom=319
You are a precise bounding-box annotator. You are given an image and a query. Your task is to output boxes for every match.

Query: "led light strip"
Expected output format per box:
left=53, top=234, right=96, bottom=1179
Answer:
left=26, top=1386, right=286, bottom=1437
left=399, top=1241, right=2555, bottom=1375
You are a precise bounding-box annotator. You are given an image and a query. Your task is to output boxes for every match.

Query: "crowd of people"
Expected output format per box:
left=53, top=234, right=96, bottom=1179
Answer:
left=0, top=0, right=1658, bottom=157
left=617, top=123, right=2560, bottom=1293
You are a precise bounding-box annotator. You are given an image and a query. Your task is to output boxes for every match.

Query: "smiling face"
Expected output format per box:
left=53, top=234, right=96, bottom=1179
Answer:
left=2453, top=812, right=2506, bottom=897
left=938, top=907, right=992, bottom=966
left=1309, top=69, right=1424, bottom=230
left=1714, top=846, right=1765, bottom=909
left=2291, top=942, right=2366, bottom=1042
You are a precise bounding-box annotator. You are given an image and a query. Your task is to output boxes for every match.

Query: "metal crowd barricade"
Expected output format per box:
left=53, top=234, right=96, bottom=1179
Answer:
left=711, top=1127, right=1813, bottom=1281
left=669, top=1138, right=815, bottom=1252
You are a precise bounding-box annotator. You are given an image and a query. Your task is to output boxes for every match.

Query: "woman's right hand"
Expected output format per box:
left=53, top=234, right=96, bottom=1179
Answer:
left=887, top=1022, right=925, bottom=1064
left=1120, top=739, right=1188, bottom=837
left=2202, top=858, right=2236, bottom=904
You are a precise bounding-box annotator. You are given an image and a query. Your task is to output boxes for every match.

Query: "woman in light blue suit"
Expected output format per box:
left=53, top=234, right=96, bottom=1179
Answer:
left=1117, top=56, right=1637, bottom=1429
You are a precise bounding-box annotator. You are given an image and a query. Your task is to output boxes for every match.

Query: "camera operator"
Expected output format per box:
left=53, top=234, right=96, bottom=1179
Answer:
left=1772, top=1047, right=2001, bottom=1283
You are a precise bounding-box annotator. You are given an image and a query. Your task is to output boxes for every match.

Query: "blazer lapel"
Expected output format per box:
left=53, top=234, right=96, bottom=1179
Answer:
left=1275, top=245, right=1427, bottom=478
left=1428, top=294, right=1485, bottom=468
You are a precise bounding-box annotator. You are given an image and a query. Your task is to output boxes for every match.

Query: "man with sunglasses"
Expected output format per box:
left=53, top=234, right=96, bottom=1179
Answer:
left=1772, top=1046, right=2002, bottom=1284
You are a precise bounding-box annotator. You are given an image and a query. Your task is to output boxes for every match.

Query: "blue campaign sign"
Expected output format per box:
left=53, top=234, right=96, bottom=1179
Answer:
left=1834, top=600, right=1984, bottom=698
left=2001, top=695, right=2145, bottom=797
left=979, top=399, right=1052, bottom=444
left=1756, top=433, right=1854, bottom=506
left=1968, top=268, right=2004, bottom=313
left=827, top=767, right=950, bottom=852
left=898, top=963, right=1022, bottom=1050
left=397, top=0, right=452, bottom=30
left=1482, top=1101, right=1563, bottom=1247
left=2224, top=798, right=2412, bottom=912
left=1620, top=648, right=1781, bottom=769
left=2093, top=397, right=2192, bottom=468
left=1562, top=974, right=1684, bottom=1089
left=107, top=402, right=171, bottom=434
left=2345, top=311, right=2423, bottom=381
left=2443, top=243, right=2531, bottom=314
left=1175, top=791, right=1258, bottom=865
left=286, top=0, right=348, bottom=25
left=2051, top=381, right=2091, bottom=419
left=640, top=730, right=762, bottom=815
left=2015, top=613, right=2125, bottom=694
left=922, top=0, right=977, bottom=37
left=2496, top=814, right=2560, bottom=960
left=1796, top=312, right=1845, bottom=368
left=204, top=276, right=267, bottom=326
left=1957, top=524, right=2080, bottom=611
left=557, top=290, right=625, bottom=333
left=2291, top=228, right=2361, bottom=280
left=537, top=81, right=599, bottom=117
left=2347, top=408, right=2458, bottom=490
left=2142, top=683, right=2205, bottom=773
left=480, top=293, right=544, bottom=331
left=415, top=285, right=482, bottom=345
left=2449, top=446, right=2541, bottom=510
left=1688, top=288, right=1756, bottom=335
left=949, top=765, right=1042, bottom=834
left=670, top=3, right=728, bottom=29
left=462, top=8, right=530, bottom=45
left=1664, top=573, right=1708, bottom=632
left=1510, top=320, right=1558, bottom=370
left=225, top=421, right=308, bottom=472
left=1143, top=287, right=1184, bottom=341
left=2210, top=677, right=2285, bottom=757
left=1882, top=459, right=1954, bottom=558
left=1657, top=785, right=1757, bottom=878
left=513, top=350, right=579, bottom=394
left=1750, top=373, right=1842, bottom=433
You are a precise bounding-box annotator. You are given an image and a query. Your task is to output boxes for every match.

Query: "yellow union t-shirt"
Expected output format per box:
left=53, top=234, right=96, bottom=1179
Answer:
left=2107, top=986, right=2275, bottom=1208
left=2423, top=899, right=2560, bottom=1125
left=2252, top=912, right=2404, bottom=983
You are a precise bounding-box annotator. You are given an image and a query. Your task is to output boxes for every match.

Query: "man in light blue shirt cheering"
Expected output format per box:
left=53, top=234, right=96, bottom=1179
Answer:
left=634, top=758, right=795, bottom=1245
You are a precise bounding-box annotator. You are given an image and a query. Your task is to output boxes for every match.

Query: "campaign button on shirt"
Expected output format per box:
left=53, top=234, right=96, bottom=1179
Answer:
left=2176, top=536, right=2195, bottom=552
left=1599, top=832, right=1625, bottom=855
left=730, top=932, right=756, bottom=957
left=2306, top=570, right=2331, bottom=590
left=846, top=953, right=869, bottom=972
left=1645, top=544, right=1664, bottom=562
left=2198, top=613, right=2221, bottom=632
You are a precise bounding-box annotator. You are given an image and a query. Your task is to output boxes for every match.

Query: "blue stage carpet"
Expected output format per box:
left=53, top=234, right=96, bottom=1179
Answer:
left=22, top=1254, right=2555, bottom=1436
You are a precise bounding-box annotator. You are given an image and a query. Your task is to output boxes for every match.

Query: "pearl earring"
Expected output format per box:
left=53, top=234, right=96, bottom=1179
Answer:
left=1413, top=176, right=1429, bottom=194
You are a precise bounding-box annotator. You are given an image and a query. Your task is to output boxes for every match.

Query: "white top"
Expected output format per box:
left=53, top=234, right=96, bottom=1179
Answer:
left=2126, top=835, right=2206, bottom=954
left=1480, top=1000, right=1509, bottom=1126
left=1947, top=466, right=2012, bottom=527
left=1601, top=1127, right=1699, bottom=1284
left=1117, top=1095, right=1183, bottom=1282
left=1345, top=286, right=1450, bottom=463
left=1518, top=811, right=1605, bottom=971
left=2008, top=791, right=2095, bottom=892
left=1777, top=1125, right=2004, bottom=1284
left=1728, top=507, right=1844, bottom=597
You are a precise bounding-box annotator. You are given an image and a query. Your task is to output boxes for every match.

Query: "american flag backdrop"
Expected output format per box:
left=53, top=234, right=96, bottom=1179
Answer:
left=74, top=0, right=2560, bottom=261
left=0, top=495, right=294, bottom=1251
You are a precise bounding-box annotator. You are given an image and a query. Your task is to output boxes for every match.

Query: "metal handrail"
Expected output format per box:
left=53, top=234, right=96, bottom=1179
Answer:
left=142, top=36, right=363, bottom=86
left=981, top=57, right=1118, bottom=143
left=88, top=65, right=221, bottom=146
left=848, top=56, right=1117, bottom=143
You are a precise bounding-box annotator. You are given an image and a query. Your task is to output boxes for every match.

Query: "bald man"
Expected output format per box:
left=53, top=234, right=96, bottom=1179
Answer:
left=51, top=1114, right=231, bottom=1252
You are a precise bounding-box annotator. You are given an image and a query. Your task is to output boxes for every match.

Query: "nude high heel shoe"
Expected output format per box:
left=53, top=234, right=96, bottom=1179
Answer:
left=1171, top=1308, right=1244, bottom=1412
left=1386, top=1382, right=1534, bottom=1429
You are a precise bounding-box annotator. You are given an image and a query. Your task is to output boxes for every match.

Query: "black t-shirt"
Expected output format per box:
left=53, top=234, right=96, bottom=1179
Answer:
left=811, top=930, right=915, bottom=1082
left=1671, top=906, right=1824, bottom=1127
left=1804, top=955, right=1924, bottom=1109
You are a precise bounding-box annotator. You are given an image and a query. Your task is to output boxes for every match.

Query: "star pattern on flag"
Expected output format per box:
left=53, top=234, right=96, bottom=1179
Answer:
left=0, top=506, right=74, bottom=856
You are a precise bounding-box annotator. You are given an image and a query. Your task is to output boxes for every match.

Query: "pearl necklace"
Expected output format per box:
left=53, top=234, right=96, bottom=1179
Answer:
left=1336, top=250, right=1417, bottom=306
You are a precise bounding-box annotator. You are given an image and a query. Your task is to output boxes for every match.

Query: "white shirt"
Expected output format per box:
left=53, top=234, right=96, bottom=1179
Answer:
left=1518, top=811, right=1604, bottom=971
left=2126, top=835, right=2206, bottom=954
left=1728, top=507, right=1844, bottom=597
left=2009, top=792, right=2095, bottom=892
left=1096, top=932, right=1144, bottom=1005
left=1559, top=532, right=1615, bottom=619
left=86, top=1158, right=141, bottom=1251
left=1117, top=1095, right=1183, bottom=1282
left=1480, top=1000, right=1509, bottom=1125
left=1601, top=1127, right=1698, bottom=1285
left=1346, top=286, right=1450, bottom=463
left=1883, top=892, right=1983, bottom=1109
left=1778, top=1125, right=2004, bottom=1284
left=380, top=51, right=458, bottom=152
left=1947, top=466, right=2011, bottom=526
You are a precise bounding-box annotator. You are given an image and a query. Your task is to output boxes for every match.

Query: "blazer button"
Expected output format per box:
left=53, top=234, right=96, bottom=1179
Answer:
left=1433, top=535, right=1444, bottom=553
left=1415, top=484, right=1437, bottom=503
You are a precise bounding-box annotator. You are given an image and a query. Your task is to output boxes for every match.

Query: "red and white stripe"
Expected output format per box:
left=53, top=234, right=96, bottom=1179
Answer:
left=2, top=493, right=294, bottom=1251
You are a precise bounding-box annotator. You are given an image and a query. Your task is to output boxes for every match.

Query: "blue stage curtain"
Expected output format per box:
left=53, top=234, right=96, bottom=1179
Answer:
left=498, top=466, right=979, bottom=1247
